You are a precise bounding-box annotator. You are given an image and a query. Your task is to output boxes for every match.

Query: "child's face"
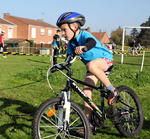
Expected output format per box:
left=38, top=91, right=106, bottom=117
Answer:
left=60, top=24, right=75, bottom=41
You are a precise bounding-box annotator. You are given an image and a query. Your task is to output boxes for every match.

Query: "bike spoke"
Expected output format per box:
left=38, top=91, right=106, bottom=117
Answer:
left=112, top=86, right=143, bottom=137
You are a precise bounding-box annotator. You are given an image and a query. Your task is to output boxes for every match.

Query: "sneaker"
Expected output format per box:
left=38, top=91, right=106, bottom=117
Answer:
left=3, top=55, right=7, bottom=58
left=90, top=125, right=97, bottom=135
left=108, top=89, right=119, bottom=105
left=76, top=128, right=84, bottom=135
left=76, top=125, right=96, bottom=135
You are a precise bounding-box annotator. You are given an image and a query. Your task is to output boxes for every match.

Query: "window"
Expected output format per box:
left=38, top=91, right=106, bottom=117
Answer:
left=48, top=30, right=52, bottom=36
left=41, top=29, right=45, bottom=35
left=8, top=27, right=13, bottom=38
left=32, top=28, right=36, bottom=38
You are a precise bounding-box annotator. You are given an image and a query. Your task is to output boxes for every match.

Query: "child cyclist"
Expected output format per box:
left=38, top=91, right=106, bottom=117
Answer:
left=56, top=12, right=119, bottom=132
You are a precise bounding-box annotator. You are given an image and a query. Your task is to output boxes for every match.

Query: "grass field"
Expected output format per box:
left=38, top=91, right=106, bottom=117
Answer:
left=0, top=52, right=150, bottom=139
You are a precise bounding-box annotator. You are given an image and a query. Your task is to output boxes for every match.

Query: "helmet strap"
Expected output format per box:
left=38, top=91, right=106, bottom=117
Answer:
left=68, top=23, right=79, bottom=40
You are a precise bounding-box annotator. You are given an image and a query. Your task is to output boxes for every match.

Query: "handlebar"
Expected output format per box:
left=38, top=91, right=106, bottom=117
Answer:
left=49, top=46, right=87, bottom=75
left=49, top=54, right=81, bottom=74
left=47, top=47, right=87, bottom=94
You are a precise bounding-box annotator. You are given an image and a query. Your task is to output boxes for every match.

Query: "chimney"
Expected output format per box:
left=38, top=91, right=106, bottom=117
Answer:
left=3, top=13, right=10, bottom=18
left=37, top=19, right=44, bottom=21
left=87, top=27, right=91, bottom=33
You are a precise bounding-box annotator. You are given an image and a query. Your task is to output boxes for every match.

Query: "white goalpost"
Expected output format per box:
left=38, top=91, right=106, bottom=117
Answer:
left=121, top=26, right=150, bottom=71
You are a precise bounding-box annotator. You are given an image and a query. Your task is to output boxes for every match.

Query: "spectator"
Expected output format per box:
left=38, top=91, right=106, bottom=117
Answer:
left=112, top=43, right=116, bottom=50
left=137, top=43, right=142, bottom=48
left=52, top=29, right=61, bottom=64
left=137, top=42, right=142, bottom=54
left=131, top=40, right=138, bottom=56
left=0, top=31, right=7, bottom=58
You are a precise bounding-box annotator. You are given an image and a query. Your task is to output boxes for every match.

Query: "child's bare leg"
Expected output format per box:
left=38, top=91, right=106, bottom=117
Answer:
left=132, top=50, right=134, bottom=56
left=83, top=73, right=98, bottom=119
left=86, top=58, right=118, bottom=106
left=86, top=58, right=111, bottom=87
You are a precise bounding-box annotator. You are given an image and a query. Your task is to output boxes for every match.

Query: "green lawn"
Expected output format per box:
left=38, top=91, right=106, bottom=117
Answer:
left=0, top=52, right=150, bottom=139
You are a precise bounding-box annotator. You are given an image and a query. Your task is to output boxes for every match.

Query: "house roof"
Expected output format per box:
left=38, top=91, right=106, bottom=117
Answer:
left=9, top=15, right=57, bottom=28
left=0, top=18, right=16, bottom=25
left=91, top=32, right=106, bottom=41
left=91, top=32, right=110, bottom=43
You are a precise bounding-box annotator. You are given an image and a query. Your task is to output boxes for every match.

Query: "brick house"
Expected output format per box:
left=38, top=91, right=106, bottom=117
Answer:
left=3, top=13, right=57, bottom=44
left=0, top=18, right=17, bottom=39
left=91, top=32, right=110, bottom=44
left=82, top=27, right=110, bottom=44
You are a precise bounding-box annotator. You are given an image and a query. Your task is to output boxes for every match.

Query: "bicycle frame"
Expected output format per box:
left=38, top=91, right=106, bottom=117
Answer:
left=70, top=78, right=106, bottom=118
left=48, top=56, right=112, bottom=130
left=59, top=67, right=108, bottom=127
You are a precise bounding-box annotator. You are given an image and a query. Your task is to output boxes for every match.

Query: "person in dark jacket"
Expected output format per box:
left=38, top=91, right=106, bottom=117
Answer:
left=131, top=40, right=138, bottom=56
left=52, top=29, right=61, bottom=64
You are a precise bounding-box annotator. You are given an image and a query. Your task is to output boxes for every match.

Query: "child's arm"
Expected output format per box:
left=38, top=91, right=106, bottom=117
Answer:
left=75, top=38, right=96, bottom=55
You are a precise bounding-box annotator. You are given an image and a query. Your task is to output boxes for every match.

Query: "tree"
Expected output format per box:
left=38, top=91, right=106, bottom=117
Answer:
left=111, top=26, right=123, bottom=45
left=137, top=16, right=150, bottom=47
left=111, top=26, right=132, bottom=46
left=130, top=28, right=139, bottom=39
left=125, top=35, right=133, bottom=46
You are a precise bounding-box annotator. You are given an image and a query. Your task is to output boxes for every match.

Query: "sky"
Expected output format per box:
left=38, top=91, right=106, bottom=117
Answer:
left=0, top=0, right=150, bottom=37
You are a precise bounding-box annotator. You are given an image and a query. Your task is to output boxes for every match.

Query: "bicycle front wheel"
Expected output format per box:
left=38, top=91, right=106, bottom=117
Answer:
left=112, top=85, right=144, bottom=138
left=32, top=97, right=91, bottom=139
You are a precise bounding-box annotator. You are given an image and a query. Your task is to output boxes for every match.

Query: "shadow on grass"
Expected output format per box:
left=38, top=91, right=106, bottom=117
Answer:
left=114, top=61, right=150, bottom=67
left=124, top=62, right=150, bottom=66
left=143, top=120, right=150, bottom=131
left=96, top=126, right=123, bottom=137
left=0, top=98, right=36, bottom=139
left=27, top=58, right=50, bottom=64
left=0, top=80, right=44, bottom=91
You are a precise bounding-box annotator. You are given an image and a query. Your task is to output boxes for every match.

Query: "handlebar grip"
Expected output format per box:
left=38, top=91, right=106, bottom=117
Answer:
left=82, top=47, right=88, bottom=52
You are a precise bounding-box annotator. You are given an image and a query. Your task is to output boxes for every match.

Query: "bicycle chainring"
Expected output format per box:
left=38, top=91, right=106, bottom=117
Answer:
left=92, top=112, right=106, bottom=127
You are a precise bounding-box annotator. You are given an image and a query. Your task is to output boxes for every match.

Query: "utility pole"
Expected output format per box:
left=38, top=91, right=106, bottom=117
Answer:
left=100, top=29, right=101, bottom=42
left=42, top=12, right=45, bottom=21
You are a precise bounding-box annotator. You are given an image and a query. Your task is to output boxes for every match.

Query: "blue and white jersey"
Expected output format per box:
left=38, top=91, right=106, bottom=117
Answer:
left=53, top=34, right=61, bottom=48
left=67, top=30, right=113, bottom=65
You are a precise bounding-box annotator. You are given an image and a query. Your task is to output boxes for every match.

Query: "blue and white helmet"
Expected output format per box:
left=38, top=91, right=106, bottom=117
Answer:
left=56, top=12, right=85, bottom=27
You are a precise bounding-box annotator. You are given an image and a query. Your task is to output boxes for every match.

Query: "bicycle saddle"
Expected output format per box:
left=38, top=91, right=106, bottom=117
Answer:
left=105, top=65, right=113, bottom=75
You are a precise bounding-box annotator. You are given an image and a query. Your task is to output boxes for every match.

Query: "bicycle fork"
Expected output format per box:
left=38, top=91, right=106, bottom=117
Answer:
left=58, top=90, right=71, bottom=131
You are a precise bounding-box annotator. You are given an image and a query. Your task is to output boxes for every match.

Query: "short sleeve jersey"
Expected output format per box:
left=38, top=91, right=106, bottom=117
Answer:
left=67, top=30, right=113, bottom=65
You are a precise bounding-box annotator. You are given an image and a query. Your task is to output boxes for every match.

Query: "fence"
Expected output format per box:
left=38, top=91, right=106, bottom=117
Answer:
left=4, top=43, right=150, bottom=56
left=6, top=43, right=53, bottom=54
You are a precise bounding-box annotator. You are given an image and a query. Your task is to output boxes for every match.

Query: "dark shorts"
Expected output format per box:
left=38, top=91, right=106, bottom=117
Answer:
left=132, top=48, right=137, bottom=50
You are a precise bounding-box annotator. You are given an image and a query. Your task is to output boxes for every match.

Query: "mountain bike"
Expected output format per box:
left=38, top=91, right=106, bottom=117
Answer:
left=32, top=54, right=144, bottom=139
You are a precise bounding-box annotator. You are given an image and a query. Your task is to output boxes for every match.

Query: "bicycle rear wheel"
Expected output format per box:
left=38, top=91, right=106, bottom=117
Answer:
left=112, top=85, right=143, bottom=138
left=32, top=97, right=91, bottom=139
